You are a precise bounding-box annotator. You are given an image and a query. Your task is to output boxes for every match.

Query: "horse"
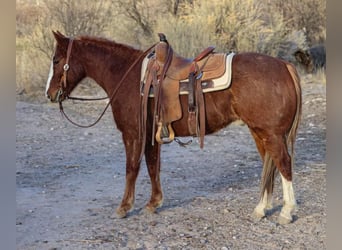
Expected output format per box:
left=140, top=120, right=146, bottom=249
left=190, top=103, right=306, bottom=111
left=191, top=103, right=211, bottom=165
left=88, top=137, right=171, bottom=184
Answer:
left=45, top=31, right=302, bottom=224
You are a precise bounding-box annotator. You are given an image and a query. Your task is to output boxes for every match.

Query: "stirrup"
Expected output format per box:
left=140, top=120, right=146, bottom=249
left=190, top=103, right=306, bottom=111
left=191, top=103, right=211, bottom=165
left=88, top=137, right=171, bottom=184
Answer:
left=155, top=122, right=175, bottom=144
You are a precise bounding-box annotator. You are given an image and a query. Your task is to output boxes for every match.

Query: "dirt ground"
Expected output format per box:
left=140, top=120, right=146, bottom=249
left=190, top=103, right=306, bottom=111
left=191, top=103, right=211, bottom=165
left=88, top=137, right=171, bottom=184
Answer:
left=16, top=76, right=326, bottom=249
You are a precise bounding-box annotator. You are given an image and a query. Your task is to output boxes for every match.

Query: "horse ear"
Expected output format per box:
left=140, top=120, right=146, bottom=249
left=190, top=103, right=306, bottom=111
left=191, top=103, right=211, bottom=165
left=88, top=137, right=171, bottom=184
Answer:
left=52, top=30, right=69, bottom=49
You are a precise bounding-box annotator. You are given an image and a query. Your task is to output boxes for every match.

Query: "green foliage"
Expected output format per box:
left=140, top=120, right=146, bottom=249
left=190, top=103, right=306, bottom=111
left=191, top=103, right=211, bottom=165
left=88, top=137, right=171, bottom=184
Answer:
left=16, top=0, right=326, bottom=99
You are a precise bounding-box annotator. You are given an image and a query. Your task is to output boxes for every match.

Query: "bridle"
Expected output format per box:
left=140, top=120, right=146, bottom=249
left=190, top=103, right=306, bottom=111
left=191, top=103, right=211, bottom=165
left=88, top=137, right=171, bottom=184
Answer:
left=57, top=38, right=108, bottom=103
left=58, top=37, right=158, bottom=128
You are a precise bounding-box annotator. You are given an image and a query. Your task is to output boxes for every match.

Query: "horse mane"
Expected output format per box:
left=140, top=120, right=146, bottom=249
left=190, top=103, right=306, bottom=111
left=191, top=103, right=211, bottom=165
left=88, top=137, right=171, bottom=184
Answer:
left=76, top=35, right=143, bottom=58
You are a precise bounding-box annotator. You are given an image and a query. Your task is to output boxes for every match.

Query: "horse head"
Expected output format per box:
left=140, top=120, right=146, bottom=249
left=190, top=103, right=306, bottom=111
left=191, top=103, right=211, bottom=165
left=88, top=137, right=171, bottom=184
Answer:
left=45, top=31, right=86, bottom=103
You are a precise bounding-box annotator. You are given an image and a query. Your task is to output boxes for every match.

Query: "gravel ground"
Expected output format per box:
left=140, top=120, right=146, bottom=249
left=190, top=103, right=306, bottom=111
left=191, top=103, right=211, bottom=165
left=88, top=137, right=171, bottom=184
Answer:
left=16, top=78, right=326, bottom=249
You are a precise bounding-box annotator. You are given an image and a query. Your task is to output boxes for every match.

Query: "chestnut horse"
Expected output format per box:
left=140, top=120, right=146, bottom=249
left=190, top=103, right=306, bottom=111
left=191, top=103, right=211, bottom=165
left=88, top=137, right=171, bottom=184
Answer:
left=46, top=31, right=301, bottom=224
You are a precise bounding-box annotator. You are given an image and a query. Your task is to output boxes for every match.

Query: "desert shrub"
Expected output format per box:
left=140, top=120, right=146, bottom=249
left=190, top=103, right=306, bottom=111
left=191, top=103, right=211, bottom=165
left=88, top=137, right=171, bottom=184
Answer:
left=154, top=0, right=290, bottom=57
left=277, top=29, right=308, bottom=63
left=16, top=0, right=326, bottom=100
left=153, top=11, right=215, bottom=57
left=16, top=0, right=116, bottom=99
left=16, top=3, right=49, bottom=95
left=269, top=0, right=326, bottom=46
left=16, top=3, right=42, bottom=37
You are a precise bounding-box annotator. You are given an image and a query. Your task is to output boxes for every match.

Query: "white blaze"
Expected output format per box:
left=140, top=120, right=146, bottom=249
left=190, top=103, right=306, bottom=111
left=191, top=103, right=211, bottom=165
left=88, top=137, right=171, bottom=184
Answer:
left=45, top=61, right=54, bottom=97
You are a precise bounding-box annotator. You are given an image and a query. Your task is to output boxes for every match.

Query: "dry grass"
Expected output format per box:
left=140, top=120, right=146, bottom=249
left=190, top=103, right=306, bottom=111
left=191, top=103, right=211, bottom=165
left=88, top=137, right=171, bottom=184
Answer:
left=16, top=0, right=326, bottom=100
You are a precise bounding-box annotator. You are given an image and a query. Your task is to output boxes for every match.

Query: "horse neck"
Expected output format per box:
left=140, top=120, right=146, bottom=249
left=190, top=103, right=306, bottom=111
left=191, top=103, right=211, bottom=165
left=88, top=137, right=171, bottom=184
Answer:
left=77, top=40, right=142, bottom=95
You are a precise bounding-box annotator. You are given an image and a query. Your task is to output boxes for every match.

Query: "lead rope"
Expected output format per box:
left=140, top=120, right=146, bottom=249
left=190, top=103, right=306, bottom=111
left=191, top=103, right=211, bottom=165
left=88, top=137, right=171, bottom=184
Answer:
left=59, top=42, right=158, bottom=128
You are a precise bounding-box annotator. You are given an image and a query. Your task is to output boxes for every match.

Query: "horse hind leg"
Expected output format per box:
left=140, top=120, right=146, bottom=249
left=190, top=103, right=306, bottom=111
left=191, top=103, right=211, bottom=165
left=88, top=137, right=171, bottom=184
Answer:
left=249, top=129, right=274, bottom=220
left=252, top=152, right=276, bottom=220
left=279, top=173, right=296, bottom=224
left=263, top=134, right=297, bottom=224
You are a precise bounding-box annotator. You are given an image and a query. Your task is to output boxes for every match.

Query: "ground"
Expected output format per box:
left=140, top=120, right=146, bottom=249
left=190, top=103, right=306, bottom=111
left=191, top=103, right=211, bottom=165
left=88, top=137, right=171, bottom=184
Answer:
left=16, top=76, right=326, bottom=249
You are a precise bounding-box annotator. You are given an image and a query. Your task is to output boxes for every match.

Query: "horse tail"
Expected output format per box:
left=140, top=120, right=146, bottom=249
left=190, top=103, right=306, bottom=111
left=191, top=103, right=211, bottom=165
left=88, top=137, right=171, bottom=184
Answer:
left=285, top=62, right=302, bottom=170
left=260, top=62, right=302, bottom=196
left=260, top=152, right=277, bottom=196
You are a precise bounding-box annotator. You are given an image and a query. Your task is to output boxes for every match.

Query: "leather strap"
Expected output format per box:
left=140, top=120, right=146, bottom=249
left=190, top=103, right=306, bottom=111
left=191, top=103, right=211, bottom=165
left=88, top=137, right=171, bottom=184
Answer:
left=62, top=38, right=74, bottom=89
left=194, top=46, right=215, bottom=62
left=195, top=76, right=206, bottom=148
left=152, top=44, right=173, bottom=144
left=139, top=59, right=155, bottom=160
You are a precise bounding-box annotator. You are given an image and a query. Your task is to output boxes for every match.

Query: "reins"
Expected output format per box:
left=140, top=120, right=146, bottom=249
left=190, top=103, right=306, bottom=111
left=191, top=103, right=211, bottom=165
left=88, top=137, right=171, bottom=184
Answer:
left=59, top=40, right=158, bottom=128
left=67, top=96, right=109, bottom=101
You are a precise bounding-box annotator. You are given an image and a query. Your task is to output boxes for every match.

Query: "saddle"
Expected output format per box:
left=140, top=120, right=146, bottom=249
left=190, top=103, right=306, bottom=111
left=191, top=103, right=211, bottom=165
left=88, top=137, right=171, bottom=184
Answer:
left=141, top=33, right=230, bottom=149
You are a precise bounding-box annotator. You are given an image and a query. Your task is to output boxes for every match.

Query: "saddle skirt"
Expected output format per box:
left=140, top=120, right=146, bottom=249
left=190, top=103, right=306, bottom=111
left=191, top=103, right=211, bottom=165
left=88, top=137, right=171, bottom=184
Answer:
left=140, top=52, right=235, bottom=97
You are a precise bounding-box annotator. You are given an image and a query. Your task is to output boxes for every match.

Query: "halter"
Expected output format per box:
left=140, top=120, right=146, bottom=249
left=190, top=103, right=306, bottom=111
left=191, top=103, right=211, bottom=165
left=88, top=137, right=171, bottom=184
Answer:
left=58, top=38, right=158, bottom=128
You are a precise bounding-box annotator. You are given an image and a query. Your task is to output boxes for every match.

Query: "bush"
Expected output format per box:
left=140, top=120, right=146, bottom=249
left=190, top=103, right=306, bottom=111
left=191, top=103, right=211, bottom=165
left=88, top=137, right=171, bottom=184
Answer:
left=269, top=0, right=326, bottom=46
left=16, top=0, right=326, bottom=100
left=16, top=0, right=116, bottom=99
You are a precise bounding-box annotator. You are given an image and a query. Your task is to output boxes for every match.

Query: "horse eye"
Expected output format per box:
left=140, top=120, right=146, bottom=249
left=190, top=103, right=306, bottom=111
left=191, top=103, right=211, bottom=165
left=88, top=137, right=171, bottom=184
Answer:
left=53, top=57, right=59, bottom=65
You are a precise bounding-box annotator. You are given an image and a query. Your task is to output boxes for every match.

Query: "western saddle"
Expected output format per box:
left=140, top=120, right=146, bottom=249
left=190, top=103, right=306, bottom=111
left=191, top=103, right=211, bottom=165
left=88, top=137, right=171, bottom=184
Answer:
left=141, top=33, right=228, bottom=150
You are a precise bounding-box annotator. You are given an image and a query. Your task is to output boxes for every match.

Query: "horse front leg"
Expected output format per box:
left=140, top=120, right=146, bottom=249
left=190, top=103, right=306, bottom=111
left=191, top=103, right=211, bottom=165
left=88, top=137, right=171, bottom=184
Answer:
left=144, top=141, right=163, bottom=214
left=116, top=137, right=142, bottom=218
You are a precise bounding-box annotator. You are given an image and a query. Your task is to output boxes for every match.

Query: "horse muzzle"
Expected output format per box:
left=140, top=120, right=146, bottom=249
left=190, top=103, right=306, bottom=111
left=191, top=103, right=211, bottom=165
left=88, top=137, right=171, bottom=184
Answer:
left=47, top=88, right=65, bottom=103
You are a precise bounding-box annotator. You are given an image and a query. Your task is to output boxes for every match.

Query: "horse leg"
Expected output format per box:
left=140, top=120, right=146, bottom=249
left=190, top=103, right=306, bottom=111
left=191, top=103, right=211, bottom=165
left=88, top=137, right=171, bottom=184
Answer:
left=263, top=133, right=297, bottom=224
left=116, top=137, right=142, bottom=218
left=253, top=189, right=273, bottom=220
left=279, top=173, right=296, bottom=224
left=249, top=129, right=274, bottom=219
left=144, top=142, right=163, bottom=213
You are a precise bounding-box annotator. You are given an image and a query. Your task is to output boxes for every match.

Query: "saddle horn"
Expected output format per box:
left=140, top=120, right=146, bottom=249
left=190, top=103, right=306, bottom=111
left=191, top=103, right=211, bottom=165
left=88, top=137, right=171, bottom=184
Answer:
left=158, top=33, right=168, bottom=44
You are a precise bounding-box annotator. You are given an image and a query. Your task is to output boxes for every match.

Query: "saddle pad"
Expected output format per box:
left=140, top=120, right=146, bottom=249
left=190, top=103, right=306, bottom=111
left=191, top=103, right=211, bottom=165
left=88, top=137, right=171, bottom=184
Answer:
left=140, top=52, right=235, bottom=97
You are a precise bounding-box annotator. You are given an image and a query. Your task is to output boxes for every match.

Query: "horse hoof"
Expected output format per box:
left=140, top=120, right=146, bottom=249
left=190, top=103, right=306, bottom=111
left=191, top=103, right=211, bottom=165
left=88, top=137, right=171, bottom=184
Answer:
left=116, top=207, right=128, bottom=219
left=145, top=202, right=161, bottom=214
left=252, top=212, right=264, bottom=222
left=252, top=209, right=265, bottom=221
left=278, top=214, right=292, bottom=225
left=144, top=205, right=157, bottom=214
left=144, top=199, right=163, bottom=214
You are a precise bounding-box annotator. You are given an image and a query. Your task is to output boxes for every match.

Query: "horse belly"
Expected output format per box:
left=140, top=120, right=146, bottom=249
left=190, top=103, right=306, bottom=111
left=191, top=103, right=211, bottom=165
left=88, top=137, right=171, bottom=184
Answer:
left=171, top=90, right=237, bottom=136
